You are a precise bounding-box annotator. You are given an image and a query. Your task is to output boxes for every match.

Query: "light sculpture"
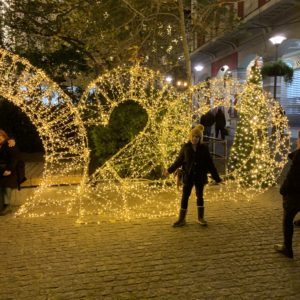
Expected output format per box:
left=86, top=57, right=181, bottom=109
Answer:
left=191, top=77, right=290, bottom=200
left=0, top=49, right=89, bottom=217
left=77, top=65, right=187, bottom=221
left=0, top=48, right=290, bottom=221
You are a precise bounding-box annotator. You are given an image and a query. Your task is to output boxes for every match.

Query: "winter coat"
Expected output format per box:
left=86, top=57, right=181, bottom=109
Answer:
left=215, top=109, right=226, bottom=128
left=0, top=141, right=25, bottom=189
left=280, top=149, right=300, bottom=196
left=168, top=142, right=221, bottom=185
left=200, top=111, right=215, bottom=127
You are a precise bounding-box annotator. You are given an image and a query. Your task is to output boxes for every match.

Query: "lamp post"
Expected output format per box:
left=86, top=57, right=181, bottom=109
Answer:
left=193, top=64, right=203, bottom=84
left=192, top=64, right=204, bottom=117
left=269, top=35, right=286, bottom=100
left=194, top=64, right=204, bottom=72
left=165, top=76, right=173, bottom=84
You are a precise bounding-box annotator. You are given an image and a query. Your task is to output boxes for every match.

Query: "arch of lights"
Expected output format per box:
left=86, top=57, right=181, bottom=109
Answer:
left=0, top=49, right=89, bottom=216
left=0, top=49, right=289, bottom=220
left=77, top=65, right=187, bottom=221
left=76, top=67, right=290, bottom=222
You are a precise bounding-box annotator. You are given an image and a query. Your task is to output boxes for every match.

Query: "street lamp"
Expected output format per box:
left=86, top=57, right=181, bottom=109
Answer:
left=165, top=76, right=173, bottom=83
left=193, top=64, right=204, bottom=84
left=194, top=64, right=204, bottom=72
left=269, top=35, right=287, bottom=100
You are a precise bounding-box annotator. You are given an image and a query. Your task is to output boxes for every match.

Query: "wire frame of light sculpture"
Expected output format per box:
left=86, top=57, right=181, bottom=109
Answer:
left=190, top=77, right=290, bottom=201
left=77, top=65, right=190, bottom=222
left=0, top=49, right=89, bottom=217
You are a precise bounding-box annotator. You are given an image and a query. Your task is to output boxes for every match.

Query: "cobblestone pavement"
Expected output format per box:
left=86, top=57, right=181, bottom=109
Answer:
left=1, top=187, right=300, bottom=300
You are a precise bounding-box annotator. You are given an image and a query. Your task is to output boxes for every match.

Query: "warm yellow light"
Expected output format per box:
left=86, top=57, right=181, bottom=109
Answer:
left=76, top=66, right=290, bottom=222
left=0, top=48, right=89, bottom=218
left=0, top=49, right=290, bottom=222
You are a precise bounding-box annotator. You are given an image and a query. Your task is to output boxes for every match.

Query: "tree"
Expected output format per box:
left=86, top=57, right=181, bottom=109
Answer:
left=261, top=60, right=294, bottom=84
left=1, top=0, right=242, bottom=88
left=0, top=0, right=243, bottom=162
left=24, top=45, right=91, bottom=92
left=228, top=61, right=272, bottom=189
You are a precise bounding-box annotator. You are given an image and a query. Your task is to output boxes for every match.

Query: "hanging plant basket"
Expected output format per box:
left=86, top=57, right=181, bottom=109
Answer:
left=261, top=60, right=294, bottom=83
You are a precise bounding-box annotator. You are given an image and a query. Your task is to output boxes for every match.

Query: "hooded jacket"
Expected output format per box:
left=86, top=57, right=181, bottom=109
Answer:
left=168, top=142, right=221, bottom=184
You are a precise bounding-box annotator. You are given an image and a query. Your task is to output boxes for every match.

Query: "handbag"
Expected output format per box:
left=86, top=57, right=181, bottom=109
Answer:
left=174, top=168, right=184, bottom=190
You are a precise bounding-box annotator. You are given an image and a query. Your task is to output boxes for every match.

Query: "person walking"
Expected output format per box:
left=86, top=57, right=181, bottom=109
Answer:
left=200, top=110, right=215, bottom=141
left=274, top=130, right=300, bottom=258
left=215, top=107, right=226, bottom=140
left=164, top=124, right=222, bottom=227
left=0, top=129, right=24, bottom=216
left=293, top=131, right=300, bottom=227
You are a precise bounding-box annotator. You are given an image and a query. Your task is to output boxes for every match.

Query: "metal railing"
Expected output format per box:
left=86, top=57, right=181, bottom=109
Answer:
left=203, top=135, right=228, bottom=175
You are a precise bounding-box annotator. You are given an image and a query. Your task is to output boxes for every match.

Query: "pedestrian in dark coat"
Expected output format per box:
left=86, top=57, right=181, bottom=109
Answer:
left=275, top=131, right=300, bottom=258
left=0, top=129, right=24, bottom=215
left=164, top=124, right=222, bottom=227
left=215, top=107, right=226, bottom=140
left=200, top=110, right=215, bottom=141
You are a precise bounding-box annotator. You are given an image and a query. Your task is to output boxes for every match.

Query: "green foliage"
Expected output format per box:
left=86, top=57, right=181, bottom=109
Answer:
left=90, top=100, right=148, bottom=168
left=2, top=0, right=182, bottom=74
left=261, top=60, right=294, bottom=83
left=191, top=0, right=240, bottom=34
left=1, top=0, right=242, bottom=80
left=0, top=98, right=43, bottom=152
left=23, top=45, right=90, bottom=88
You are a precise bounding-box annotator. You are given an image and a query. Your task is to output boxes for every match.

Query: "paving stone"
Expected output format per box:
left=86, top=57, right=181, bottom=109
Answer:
left=0, top=186, right=300, bottom=299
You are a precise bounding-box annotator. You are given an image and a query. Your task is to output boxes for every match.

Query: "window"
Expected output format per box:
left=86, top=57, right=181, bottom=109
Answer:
left=281, top=68, right=300, bottom=115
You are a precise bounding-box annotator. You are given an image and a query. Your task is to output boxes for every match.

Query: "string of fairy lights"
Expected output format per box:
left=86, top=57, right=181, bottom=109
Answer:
left=76, top=64, right=290, bottom=222
left=0, top=49, right=89, bottom=217
left=77, top=65, right=187, bottom=221
left=190, top=67, right=290, bottom=199
left=0, top=49, right=291, bottom=221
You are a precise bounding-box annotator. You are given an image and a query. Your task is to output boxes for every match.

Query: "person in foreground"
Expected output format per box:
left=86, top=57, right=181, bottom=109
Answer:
left=164, top=124, right=222, bottom=227
left=0, top=129, right=24, bottom=216
left=275, top=130, right=300, bottom=258
left=293, top=131, right=300, bottom=228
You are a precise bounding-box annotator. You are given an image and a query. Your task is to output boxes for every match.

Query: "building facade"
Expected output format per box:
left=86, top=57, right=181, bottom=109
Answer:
left=190, top=0, right=300, bottom=125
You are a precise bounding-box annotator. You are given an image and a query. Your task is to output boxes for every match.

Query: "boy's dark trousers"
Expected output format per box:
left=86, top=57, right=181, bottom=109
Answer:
left=0, top=187, right=5, bottom=211
left=180, top=176, right=204, bottom=209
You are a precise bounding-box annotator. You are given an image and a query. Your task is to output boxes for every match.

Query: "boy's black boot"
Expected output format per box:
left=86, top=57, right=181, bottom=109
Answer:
left=274, top=244, right=293, bottom=258
left=197, top=206, right=207, bottom=226
left=173, top=209, right=187, bottom=227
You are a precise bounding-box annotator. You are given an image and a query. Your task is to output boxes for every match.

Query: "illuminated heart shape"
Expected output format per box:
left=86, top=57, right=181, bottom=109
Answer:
left=0, top=50, right=183, bottom=218
left=77, top=65, right=186, bottom=219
